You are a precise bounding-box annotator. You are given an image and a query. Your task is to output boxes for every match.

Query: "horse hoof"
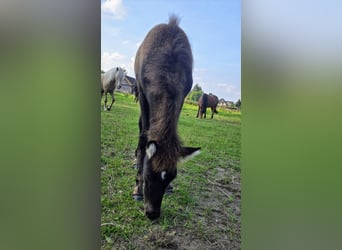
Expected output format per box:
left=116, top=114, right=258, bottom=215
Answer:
left=132, top=194, right=143, bottom=201
left=165, top=185, right=173, bottom=194
left=132, top=163, right=138, bottom=169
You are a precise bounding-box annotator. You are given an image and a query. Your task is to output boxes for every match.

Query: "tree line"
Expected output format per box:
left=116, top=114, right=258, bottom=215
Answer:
left=186, top=84, right=241, bottom=109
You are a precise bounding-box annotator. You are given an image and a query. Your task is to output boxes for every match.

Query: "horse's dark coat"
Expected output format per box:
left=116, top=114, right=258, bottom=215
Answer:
left=200, top=93, right=208, bottom=114
left=197, top=93, right=219, bottom=119
left=133, top=15, right=200, bottom=220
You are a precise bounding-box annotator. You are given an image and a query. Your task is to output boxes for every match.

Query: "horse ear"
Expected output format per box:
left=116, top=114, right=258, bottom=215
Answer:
left=179, top=147, right=201, bottom=162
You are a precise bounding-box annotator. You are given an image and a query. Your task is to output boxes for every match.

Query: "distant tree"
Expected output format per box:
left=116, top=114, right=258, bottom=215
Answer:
left=186, top=85, right=203, bottom=102
left=192, top=83, right=202, bottom=92
left=101, top=69, right=105, bottom=73
left=188, top=90, right=203, bottom=102
left=186, top=84, right=206, bottom=103
left=235, top=99, right=241, bottom=108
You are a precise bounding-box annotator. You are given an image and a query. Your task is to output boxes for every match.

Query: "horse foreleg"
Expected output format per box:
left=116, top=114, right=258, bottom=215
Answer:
left=133, top=116, right=146, bottom=201
left=133, top=163, right=144, bottom=201
left=107, top=92, right=115, bottom=111
left=198, top=105, right=205, bottom=119
left=196, top=106, right=200, bottom=118
left=104, top=92, right=108, bottom=111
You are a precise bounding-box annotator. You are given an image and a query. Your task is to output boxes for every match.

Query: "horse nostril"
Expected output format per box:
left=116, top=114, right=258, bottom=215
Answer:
left=145, top=210, right=160, bottom=221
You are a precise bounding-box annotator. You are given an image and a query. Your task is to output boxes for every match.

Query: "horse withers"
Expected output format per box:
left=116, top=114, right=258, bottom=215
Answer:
left=196, top=93, right=219, bottom=119
left=101, top=67, right=126, bottom=111
left=133, top=15, right=201, bottom=220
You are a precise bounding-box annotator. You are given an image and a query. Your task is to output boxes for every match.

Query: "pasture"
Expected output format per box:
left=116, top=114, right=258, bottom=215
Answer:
left=101, top=92, right=241, bottom=249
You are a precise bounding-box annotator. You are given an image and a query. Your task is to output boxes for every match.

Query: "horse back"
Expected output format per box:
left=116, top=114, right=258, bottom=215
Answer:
left=209, top=94, right=219, bottom=107
left=135, top=15, right=193, bottom=99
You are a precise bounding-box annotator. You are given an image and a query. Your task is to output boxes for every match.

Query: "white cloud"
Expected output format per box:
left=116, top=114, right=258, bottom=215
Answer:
left=108, top=27, right=121, bottom=37
left=101, top=51, right=136, bottom=76
left=122, top=40, right=130, bottom=45
left=191, top=68, right=240, bottom=101
left=194, top=68, right=208, bottom=73
left=135, top=42, right=141, bottom=48
left=193, top=76, right=202, bottom=82
left=101, top=52, right=125, bottom=71
left=216, top=83, right=241, bottom=101
left=193, top=68, right=208, bottom=84
left=101, top=0, right=127, bottom=20
left=130, top=57, right=135, bottom=73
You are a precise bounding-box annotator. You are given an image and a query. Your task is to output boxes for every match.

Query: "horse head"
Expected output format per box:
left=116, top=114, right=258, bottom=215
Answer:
left=115, top=67, right=126, bottom=88
left=143, top=142, right=200, bottom=220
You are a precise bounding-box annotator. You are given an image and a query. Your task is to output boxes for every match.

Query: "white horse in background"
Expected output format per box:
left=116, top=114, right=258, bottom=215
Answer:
left=101, top=67, right=126, bottom=111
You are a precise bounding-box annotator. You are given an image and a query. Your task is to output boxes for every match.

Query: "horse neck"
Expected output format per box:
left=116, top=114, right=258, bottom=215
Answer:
left=115, top=69, right=125, bottom=83
left=147, top=97, right=181, bottom=145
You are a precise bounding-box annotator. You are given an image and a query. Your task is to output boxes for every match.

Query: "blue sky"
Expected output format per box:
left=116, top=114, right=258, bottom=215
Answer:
left=101, top=0, right=241, bottom=102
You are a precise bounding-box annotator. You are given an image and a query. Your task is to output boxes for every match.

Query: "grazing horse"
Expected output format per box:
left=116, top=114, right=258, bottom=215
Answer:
left=101, top=67, right=126, bottom=111
left=133, top=15, right=201, bottom=220
left=196, top=93, right=219, bottom=119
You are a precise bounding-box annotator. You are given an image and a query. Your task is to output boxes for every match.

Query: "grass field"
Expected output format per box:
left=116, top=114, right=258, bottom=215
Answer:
left=101, top=92, right=241, bottom=249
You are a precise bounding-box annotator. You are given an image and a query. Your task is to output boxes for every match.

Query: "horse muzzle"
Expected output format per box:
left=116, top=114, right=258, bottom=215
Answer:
left=145, top=202, right=161, bottom=220
left=145, top=209, right=161, bottom=221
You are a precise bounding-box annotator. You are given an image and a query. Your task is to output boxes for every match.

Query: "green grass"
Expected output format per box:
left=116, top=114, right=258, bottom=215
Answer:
left=101, top=92, right=241, bottom=249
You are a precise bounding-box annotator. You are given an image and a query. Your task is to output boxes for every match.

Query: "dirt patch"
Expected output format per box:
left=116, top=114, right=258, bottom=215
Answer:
left=110, top=167, right=241, bottom=250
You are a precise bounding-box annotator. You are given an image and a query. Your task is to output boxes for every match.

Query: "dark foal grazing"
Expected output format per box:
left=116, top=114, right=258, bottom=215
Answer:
left=196, top=93, right=219, bottom=119
left=133, top=15, right=201, bottom=220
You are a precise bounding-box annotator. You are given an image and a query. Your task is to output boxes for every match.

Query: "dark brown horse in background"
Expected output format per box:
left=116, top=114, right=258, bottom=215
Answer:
left=133, top=15, right=201, bottom=220
left=196, top=93, right=219, bottom=119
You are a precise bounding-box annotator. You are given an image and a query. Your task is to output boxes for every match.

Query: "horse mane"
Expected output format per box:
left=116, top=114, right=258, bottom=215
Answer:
left=168, top=14, right=180, bottom=26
